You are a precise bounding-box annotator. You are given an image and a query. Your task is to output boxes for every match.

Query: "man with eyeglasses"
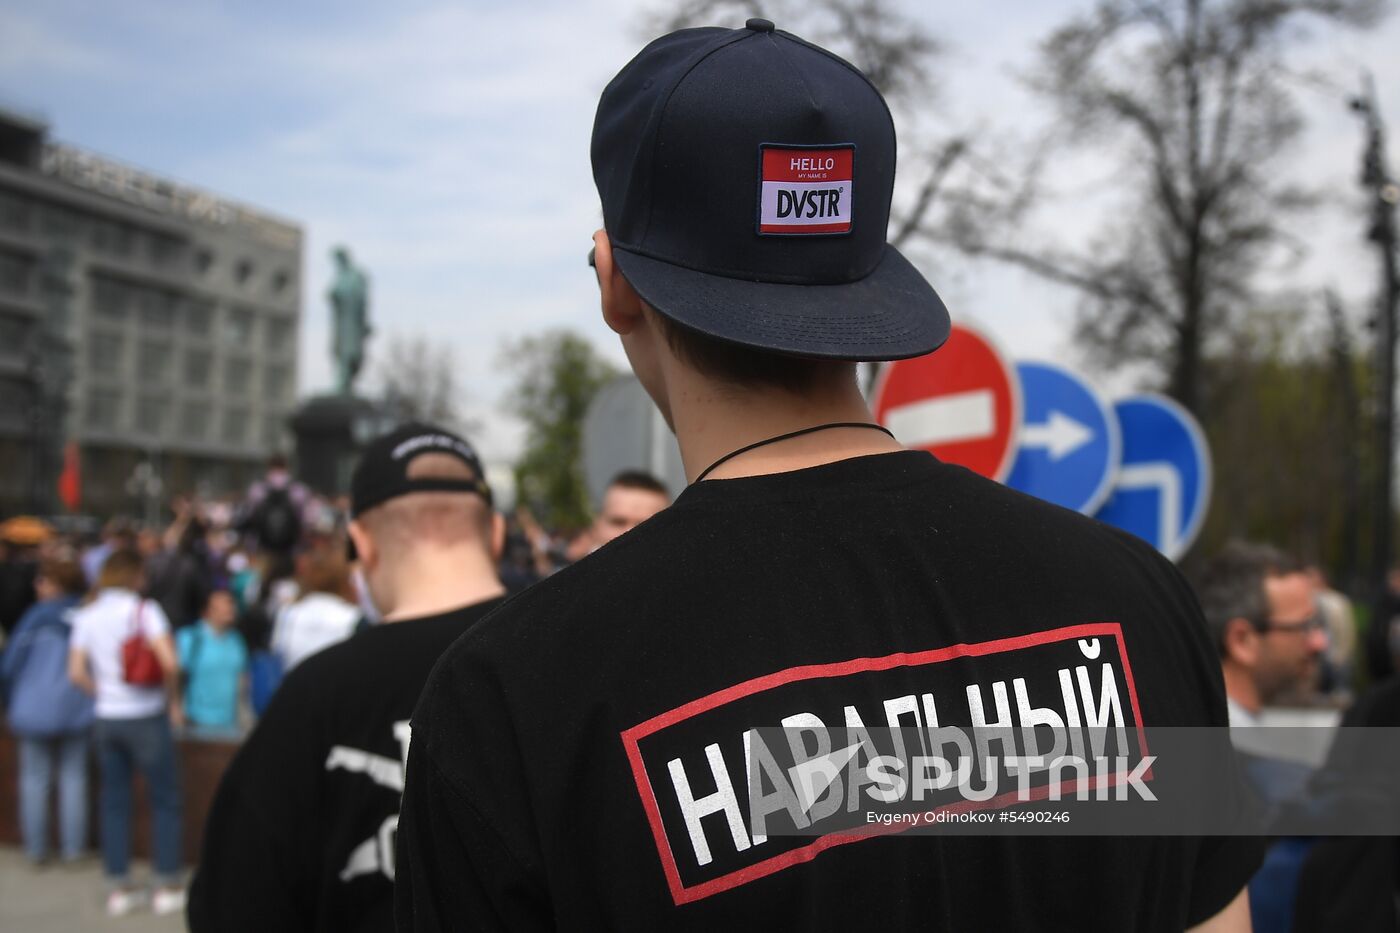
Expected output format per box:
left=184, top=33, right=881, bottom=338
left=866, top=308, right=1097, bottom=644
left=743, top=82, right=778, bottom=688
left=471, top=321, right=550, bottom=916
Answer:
left=1193, top=542, right=1329, bottom=931
left=1196, top=542, right=1328, bottom=731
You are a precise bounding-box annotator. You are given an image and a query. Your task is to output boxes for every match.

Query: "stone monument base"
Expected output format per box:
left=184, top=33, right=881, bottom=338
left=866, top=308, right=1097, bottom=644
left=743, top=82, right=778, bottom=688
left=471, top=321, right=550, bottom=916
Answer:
left=289, top=395, right=397, bottom=498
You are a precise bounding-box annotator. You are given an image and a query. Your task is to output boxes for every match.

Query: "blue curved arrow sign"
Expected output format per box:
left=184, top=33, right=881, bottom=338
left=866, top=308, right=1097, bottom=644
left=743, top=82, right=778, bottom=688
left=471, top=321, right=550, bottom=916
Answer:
left=1006, top=361, right=1119, bottom=514
left=1093, top=394, right=1212, bottom=562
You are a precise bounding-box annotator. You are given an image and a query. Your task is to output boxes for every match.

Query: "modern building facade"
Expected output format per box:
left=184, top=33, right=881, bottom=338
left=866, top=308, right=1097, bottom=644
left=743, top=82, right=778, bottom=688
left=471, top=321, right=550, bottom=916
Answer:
left=0, top=107, right=302, bottom=518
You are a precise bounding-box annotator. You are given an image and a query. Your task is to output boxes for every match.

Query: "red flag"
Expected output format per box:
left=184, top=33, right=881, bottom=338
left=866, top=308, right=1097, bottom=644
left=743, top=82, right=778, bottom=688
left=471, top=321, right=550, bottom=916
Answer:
left=57, top=441, right=80, bottom=512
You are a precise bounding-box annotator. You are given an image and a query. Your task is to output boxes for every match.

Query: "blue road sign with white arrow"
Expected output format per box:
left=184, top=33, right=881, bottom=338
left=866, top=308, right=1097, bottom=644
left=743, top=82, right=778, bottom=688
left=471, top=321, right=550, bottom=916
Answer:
left=1006, top=361, right=1120, bottom=514
left=1093, top=394, right=1212, bottom=562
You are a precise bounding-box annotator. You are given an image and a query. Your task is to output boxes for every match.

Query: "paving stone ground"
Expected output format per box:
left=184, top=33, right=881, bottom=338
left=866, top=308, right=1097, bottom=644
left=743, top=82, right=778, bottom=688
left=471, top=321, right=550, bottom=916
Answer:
left=0, top=845, right=185, bottom=932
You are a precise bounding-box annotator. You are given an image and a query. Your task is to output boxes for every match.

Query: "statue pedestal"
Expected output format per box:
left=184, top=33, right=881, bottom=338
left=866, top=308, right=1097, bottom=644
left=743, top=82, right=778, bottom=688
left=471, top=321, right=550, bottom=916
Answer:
left=289, top=395, right=397, bottom=498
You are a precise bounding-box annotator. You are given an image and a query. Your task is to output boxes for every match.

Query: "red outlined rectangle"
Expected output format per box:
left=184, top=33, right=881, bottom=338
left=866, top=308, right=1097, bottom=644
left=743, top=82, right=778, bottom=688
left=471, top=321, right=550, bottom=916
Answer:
left=619, top=622, right=1148, bottom=906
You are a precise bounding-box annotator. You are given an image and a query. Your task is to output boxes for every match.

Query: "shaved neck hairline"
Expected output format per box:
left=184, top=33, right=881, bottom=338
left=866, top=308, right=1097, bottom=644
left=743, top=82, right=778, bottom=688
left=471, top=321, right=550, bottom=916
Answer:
left=360, top=491, right=492, bottom=551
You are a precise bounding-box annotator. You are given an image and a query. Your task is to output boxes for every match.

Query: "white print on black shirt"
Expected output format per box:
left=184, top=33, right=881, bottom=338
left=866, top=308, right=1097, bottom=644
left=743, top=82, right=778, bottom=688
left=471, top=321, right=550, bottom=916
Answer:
left=329, top=720, right=412, bottom=883
left=673, top=657, right=1128, bottom=862
left=620, top=623, right=1149, bottom=905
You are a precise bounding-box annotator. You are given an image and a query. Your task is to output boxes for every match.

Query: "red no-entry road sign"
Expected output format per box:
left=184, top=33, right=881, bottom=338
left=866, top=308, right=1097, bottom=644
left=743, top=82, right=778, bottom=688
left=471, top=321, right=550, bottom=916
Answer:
left=872, top=321, right=1022, bottom=480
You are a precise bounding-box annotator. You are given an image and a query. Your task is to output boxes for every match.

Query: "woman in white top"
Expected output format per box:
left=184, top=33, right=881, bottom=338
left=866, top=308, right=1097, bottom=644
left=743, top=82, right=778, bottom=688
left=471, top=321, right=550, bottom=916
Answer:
left=69, top=548, right=186, bottom=917
left=271, top=545, right=361, bottom=673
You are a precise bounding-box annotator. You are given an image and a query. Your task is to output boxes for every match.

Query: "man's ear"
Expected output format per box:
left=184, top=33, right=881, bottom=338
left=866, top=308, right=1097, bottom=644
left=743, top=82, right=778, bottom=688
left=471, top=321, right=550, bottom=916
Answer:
left=490, top=511, right=506, bottom=562
left=1222, top=617, right=1259, bottom=666
left=593, top=229, right=644, bottom=336
left=348, top=520, right=375, bottom=572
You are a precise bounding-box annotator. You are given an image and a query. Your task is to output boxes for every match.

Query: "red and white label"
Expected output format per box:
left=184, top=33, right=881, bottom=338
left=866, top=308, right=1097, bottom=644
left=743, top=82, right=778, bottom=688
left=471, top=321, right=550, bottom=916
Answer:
left=758, top=146, right=853, bottom=235
left=872, top=321, right=1023, bottom=481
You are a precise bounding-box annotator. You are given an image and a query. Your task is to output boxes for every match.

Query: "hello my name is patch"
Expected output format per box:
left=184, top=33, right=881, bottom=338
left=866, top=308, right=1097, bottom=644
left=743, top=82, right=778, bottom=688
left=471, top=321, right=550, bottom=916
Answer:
left=757, top=145, right=854, bottom=236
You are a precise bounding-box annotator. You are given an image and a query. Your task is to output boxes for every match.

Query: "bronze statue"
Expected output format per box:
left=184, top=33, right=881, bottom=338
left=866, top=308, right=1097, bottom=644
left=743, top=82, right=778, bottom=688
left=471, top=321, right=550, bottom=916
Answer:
left=329, top=246, right=371, bottom=395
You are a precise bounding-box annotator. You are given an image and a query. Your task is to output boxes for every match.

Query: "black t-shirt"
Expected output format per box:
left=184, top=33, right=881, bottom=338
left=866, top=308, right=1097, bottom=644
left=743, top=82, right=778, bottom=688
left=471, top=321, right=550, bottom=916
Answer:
left=188, top=598, right=503, bottom=933
left=396, top=452, right=1261, bottom=931
left=1292, top=677, right=1400, bottom=932
left=146, top=546, right=212, bottom=630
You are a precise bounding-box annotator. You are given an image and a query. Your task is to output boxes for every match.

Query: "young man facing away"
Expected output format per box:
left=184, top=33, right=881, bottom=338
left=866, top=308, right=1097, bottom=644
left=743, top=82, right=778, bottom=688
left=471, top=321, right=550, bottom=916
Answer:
left=396, top=21, right=1259, bottom=933
left=188, top=423, right=506, bottom=932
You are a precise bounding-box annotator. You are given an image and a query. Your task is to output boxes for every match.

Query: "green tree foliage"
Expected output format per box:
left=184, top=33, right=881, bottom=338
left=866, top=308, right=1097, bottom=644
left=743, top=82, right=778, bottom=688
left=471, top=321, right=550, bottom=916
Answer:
left=1193, top=296, right=1375, bottom=591
left=502, top=330, right=620, bottom=532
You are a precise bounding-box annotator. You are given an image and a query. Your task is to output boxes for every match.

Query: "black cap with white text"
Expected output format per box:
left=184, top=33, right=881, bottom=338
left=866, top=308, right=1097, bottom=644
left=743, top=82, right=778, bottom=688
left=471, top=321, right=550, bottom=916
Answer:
left=349, top=423, right=492, bottom=520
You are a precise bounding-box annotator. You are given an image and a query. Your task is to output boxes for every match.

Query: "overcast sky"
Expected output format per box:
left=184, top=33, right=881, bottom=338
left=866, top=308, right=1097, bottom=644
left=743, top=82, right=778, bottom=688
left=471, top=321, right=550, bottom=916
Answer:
left=2, top=0, right=1397, bottom=462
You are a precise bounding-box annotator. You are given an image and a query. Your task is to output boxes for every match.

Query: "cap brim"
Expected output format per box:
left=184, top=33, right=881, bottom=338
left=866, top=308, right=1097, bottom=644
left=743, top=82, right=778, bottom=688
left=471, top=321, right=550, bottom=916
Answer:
left=612, top=244, right=951, bottom=362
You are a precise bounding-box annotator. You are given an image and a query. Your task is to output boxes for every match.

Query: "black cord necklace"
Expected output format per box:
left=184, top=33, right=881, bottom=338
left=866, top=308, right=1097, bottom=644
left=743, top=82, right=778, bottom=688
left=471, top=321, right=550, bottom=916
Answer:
left=694, top=421, right=895, bottom=483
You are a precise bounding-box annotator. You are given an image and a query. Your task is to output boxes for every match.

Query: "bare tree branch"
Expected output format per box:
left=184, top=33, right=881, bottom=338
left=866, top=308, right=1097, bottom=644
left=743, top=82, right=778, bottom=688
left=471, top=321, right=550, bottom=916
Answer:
left=975, top=0, right=1384, bottom=412
left=891, top=139, right=967, bottom=248
left=640, top=0, right=1031, bottom=339
left=375, top=334, right=475, bottom=433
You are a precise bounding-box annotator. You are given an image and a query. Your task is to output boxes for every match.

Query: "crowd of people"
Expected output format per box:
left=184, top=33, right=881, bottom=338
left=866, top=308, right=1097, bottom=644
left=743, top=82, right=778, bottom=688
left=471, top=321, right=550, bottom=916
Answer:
left=0, top=449, right=671, bottom=918
left=11, top=439, right=1390, bottom=930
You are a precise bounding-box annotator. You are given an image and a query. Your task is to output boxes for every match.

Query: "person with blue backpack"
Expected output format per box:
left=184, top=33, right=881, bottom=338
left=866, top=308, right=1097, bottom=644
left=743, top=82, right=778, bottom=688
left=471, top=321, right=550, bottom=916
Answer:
left=0, top=554, right=94, bottom=867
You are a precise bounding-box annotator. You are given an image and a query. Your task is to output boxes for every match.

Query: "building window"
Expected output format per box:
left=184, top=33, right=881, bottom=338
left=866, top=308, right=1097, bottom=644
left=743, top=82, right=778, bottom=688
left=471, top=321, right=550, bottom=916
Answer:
left=0, top=249, right=32, bottom=297
left=90, top=276, right=131, bottom=321
left=0, top=377, right=27, bottom=430
left=270, top=269, right=291, bottom=295
left=180, top=401, right=208, bottom=440
left=183, top=349, right=211, bottom=389
left=195, top=248, right=214, bottom=275
left=263, top=363, right=290, bottom=400
left=222, top=407, right=248, bottom=445
left=0, top=315, right=30, bottom=367
left=88, top=331, right=124, bottom=378
left=90, top=219, right=135, bottom=257
left=138, top=340, right=172, bottom=386
left=138, top=288, right=175, bottom=329
left=263, top=413, right=284, bottom=449
left=184, top=299, right=213, bottom=338
left=41, top=205, right=82, bottom=239
left=225, top=306, right=254, bottom=345
left=224, top=356, right=251, bottom=396
left=148, top=233, right=184, bottom=269
left=85, top=388, right=122, bottom=430
left=88, top=220, right=108, bottom=251
left=136, top=395, right=169, bottom=436
left=264, top=317, right=294, bottom=353
left=234, top=259, right=253, bottom=286
left=0, top=189, right=32, bottom=232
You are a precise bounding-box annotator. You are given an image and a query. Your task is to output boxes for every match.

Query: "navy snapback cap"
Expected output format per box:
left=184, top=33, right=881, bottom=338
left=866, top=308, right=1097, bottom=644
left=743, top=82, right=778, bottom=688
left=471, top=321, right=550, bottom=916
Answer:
left=590, top=19, right=951, bottom=362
